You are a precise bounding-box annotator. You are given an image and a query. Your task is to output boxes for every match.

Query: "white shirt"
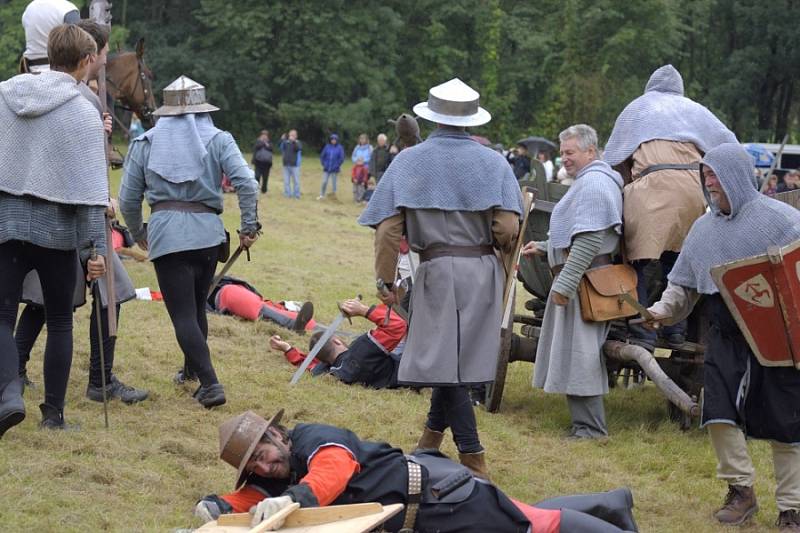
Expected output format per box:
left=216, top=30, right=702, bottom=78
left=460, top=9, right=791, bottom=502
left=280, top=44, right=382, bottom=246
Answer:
left=543, top=159, right=554, bottom=180
left=22, top=0, right=80, bottom=67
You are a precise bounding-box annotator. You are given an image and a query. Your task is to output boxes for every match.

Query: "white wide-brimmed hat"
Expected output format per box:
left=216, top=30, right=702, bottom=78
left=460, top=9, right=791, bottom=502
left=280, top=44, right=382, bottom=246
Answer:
left=153, top=75, right=220, bottom=117
left=412, top=78, right=491, bottom=127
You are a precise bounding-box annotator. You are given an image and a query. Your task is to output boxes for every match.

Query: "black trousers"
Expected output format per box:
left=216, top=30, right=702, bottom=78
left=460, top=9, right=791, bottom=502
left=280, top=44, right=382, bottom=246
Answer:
left=0, top=241, right=76, bottom=409
left=254, top=162, right=272, bottom=193
left=153, top=246, right=219, bottom=386
left=16, top=299, right=121, bottom=388
left=426, top=386, right=482, bottom=454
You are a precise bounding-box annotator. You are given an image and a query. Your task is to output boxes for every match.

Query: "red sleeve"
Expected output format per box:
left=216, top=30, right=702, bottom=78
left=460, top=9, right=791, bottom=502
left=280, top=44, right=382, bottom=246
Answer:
left=284, top=348, right=318, bottom=371
left=299, top=446, right=361, bottom=507
left=366, top=304, right=407, bottom=353
left=220, top=485, right=271, bottom=513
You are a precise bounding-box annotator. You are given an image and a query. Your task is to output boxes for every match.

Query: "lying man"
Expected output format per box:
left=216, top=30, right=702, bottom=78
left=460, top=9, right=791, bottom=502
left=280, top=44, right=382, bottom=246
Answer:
left=269, top=298, right=406, bottom=389
left=195, top=410, right=639, bottom=532
left=207, top=276, right=314, bottom=334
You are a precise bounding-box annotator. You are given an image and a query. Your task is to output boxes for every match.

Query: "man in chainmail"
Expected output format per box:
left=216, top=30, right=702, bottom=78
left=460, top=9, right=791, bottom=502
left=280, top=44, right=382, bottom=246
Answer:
left=646, top=143, right=800, bottom=531
left=522, top=124, right=623, bottom=440
left=604, top=65, right=737, bottom=351
left=359, top=78, right=523, bottom=479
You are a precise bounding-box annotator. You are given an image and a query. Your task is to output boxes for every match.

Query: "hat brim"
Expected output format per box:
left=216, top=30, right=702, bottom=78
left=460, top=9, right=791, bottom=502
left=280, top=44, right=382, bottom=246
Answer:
left=412, top=102, right=491, bottom=127
left=152, top=103, right=220, bottom=117
left=234, top=408, right=284, bottom=489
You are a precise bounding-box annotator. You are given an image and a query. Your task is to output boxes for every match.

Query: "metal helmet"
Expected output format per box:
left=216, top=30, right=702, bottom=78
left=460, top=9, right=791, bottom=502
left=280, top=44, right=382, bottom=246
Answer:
left=152, top=75, right=220, bottom=116
left=413, top=78, right=491, bottom=127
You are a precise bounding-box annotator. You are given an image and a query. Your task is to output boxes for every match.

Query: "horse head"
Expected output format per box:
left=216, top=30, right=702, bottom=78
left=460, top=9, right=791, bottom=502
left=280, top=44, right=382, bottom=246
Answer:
left=106, top=38, right=157, bottom=128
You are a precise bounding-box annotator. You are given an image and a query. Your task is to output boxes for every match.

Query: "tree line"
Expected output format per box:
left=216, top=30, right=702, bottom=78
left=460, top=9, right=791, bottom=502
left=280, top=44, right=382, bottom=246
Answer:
left=0, top=0, right=797, bottom=150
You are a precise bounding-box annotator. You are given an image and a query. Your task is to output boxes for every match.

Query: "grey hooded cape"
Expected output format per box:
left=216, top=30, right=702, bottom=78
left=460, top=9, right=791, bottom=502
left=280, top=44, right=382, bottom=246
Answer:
left=603, top=65, right=737, bottom=167
left=669, top=143, right=800, bottom=294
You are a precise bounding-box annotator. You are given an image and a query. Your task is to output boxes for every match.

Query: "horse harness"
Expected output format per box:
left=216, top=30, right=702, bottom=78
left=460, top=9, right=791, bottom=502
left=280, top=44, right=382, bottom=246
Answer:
left=106, top=54, right=154, bottom=121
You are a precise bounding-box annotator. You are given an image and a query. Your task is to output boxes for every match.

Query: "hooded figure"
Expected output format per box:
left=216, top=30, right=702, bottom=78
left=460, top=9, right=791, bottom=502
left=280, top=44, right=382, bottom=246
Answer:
left=603, top=64, right=739, bottom=350
left=359, top=78, right=523, bottom=478
left=319, top=133, right=345, bottom=198
left=119, top=75, right=260, bottom=409
left=647, top=143, right=800, bottom=529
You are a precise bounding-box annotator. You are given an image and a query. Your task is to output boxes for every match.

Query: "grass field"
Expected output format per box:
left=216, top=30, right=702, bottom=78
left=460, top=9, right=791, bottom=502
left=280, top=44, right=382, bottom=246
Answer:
left=0, top=156, right=779, bottom=532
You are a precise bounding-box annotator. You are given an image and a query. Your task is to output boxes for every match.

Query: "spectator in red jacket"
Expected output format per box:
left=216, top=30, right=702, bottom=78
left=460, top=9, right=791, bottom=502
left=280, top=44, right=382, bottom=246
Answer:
left=269, top=299, right=406, bottom=389
left=351, top=157, right=369, bottom=203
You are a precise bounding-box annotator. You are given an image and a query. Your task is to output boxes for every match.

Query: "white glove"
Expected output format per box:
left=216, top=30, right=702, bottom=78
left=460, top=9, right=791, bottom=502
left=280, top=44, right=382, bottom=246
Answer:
left=250, top=495, right=294, bottom=527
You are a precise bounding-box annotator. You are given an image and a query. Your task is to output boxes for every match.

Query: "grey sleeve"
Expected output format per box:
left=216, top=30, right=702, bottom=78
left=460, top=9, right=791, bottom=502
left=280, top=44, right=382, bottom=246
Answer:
left=551, top=231, right=605, bottom=298
left=118, top=143, right=148, bottom=241
left=63, top=10, right=80, bottom=23
left=218, top=134, right=260, bottom=233
left=76, top=205, right=108, bottom=264
left=648, top=282, right=700, bottom=325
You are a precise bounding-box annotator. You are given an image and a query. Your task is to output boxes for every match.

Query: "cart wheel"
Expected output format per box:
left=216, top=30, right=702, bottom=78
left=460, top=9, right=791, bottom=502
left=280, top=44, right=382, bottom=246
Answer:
left=484, top=289, right=516, bottom=413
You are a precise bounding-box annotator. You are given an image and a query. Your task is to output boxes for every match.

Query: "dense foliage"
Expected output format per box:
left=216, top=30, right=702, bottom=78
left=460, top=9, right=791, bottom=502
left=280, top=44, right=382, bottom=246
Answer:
left=0, top=0, right=797, bottom=149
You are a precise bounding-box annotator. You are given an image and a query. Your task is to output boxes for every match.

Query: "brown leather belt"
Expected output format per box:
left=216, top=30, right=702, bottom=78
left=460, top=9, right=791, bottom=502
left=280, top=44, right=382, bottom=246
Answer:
left=638, top=162, right=699, bottom=179
left=25, top=57, right=50, bottom=67
left=150, top=201, right=220, bottom=215
left=551, top=253, right=613, bottom=276
left=419, top=244, right=494, bottom=263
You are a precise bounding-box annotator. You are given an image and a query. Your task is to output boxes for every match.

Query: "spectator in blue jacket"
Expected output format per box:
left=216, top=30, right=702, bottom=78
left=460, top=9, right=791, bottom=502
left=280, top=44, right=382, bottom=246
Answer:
left=351, top=133, right=373, bottom=165
left=318, top=133, right=345, bottom=199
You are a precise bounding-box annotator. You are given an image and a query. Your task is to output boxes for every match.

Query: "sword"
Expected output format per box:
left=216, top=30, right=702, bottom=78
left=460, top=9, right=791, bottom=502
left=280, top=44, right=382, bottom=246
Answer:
left=376, top=278, right=409, bottom=323
left=207, top=245, right=245, bottom=299
left=89, top=240, right=110, bottom=429
left=290, top=296, right=360, bottom=385
left=620, top=292, right=656, bottom=324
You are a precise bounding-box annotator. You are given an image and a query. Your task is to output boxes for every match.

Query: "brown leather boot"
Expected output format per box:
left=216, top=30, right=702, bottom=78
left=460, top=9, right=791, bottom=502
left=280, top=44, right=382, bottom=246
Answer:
left=459, top=451, right=490, bottom=481
left=777, top=509, right=800, bottom=532
left=415, top=426, right=444, bottom=451
left=714, top=485, right=758, bottom=525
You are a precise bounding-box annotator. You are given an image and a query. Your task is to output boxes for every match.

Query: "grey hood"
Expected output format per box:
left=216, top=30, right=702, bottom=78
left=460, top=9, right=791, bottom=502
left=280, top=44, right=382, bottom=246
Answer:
left=669, top=143, right=800, bottom=294
left=0, top=71, right=81, bottom=117
left=603, top=64, right=737, bottom=166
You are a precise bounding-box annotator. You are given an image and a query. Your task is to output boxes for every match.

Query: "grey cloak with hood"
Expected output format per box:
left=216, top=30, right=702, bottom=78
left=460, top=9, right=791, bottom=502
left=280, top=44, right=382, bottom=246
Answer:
left=359, top=128, right=523, bottom=385
left=669, top=143, right=800, bottom=442
left=533, top=160, right=624, bottom=396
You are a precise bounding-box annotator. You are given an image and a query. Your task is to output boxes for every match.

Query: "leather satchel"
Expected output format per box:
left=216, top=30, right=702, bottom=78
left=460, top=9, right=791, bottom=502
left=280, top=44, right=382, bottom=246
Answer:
left=577, top=263, right=638, bottom=322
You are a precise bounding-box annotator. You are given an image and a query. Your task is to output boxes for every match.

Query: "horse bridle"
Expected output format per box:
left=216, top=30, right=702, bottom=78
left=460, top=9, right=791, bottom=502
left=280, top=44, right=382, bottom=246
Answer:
left=107, top=55, right=155, bottom=121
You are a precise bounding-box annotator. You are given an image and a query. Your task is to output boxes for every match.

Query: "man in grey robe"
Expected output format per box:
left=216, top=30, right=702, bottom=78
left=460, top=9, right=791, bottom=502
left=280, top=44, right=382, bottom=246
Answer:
left=359, top=78, right=523, bottom=478
left=522, top=124, right=623, bottom=440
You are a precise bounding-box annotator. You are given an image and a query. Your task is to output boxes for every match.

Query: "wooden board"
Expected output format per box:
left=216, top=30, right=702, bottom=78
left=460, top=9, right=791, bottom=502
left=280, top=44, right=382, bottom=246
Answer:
left=196, top=503, right=403, bottom=533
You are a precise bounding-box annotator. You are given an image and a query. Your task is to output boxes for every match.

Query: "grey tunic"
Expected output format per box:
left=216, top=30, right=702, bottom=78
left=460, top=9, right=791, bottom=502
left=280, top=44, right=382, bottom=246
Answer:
left=400, top=209, right=504, bottom=385
left=532, top=229, right=619, bottom=396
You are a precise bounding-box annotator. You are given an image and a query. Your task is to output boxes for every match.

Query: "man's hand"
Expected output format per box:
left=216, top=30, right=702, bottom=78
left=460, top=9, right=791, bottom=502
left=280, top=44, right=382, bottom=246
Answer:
left=87, top=254, right=106, bottom=281
left=340, top=299, right=369, bottom=318
left=551, top=290, right=569, bottom=306
left=136, top=239, right=148, bottom=251
left=106, top=198, right=119, bottom=219
left=102, top=112, right=112, bottom=136
left=376, top=288, right=396, bottom=307
left=269, top=335, right=291, bottom=353
left=250, top=496, right=294, bottom=527
left=521, top=241, right=546, bottom=258
left=239, top=232, right=259, bottom=249
left=640, top=311, right=669, bottom=331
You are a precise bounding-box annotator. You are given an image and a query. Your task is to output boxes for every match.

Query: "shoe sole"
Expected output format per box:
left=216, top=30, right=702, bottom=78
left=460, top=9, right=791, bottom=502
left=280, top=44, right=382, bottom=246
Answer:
left=0, top=410, right=25, bottom=439
left=716, top=505, right=759, bottom=526
left=199, top=397, right=226, bottom=409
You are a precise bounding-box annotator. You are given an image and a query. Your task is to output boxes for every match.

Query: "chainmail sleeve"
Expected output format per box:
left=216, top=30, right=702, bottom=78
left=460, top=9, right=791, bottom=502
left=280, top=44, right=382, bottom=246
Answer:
left=551, top=231, right=604, bottom=298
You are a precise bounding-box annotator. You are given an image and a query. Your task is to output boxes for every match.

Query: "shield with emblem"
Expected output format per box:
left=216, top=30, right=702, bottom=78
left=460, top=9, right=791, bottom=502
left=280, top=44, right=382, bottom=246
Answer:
left=711, top=238, right=800, bottom=369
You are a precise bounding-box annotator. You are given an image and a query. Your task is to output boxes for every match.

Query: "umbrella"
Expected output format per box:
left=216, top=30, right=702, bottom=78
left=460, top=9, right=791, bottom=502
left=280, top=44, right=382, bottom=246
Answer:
left=743, top=143, right=775, bottom=168
left=517, top=136, right=557, bottom=155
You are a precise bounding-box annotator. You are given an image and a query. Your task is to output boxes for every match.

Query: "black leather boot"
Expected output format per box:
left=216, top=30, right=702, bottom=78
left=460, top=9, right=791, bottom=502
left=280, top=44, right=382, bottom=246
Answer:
left=39, top=402, right=66, bottom=430
left=535, top=487, right=639, bottom=532
left=0, top=378, right=26, bottom=439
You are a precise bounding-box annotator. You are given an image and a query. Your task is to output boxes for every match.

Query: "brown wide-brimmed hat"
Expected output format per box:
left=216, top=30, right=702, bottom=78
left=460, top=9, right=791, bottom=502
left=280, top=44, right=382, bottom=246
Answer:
left=219, top=409, right=284, bottom=489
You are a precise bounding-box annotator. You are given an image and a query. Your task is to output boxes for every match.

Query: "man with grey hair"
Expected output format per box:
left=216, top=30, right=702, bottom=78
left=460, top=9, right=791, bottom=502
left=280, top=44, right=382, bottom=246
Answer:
left=522, top=123, right=624, bottom=439
left=369, top=133, right=391, bottom=183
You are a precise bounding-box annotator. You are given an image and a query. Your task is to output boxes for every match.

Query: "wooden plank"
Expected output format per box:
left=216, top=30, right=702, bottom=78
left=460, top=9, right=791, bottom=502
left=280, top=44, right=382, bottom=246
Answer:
left=216, top=513, right=252, bottom=527
left=283, top=502, right=383, bottom=527
left=279, top=503, right=404, bottom=533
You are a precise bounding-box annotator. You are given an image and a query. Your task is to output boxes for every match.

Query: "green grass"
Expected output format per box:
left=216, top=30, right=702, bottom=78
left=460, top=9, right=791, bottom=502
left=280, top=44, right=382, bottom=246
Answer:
left=0, top=157, right=780, bottom=532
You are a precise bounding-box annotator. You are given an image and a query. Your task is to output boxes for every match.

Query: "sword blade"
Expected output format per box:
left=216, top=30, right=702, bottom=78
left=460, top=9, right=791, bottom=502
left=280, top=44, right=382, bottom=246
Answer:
left=207, top=245, right=244, bottom=299
left=620, top=291, right=654, bottom=321
left=290, top=312, right=348, bottom=385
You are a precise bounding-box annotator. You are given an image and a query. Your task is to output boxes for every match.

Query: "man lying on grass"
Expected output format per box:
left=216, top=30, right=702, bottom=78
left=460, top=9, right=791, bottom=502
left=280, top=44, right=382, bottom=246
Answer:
left=194, top=410, right=640, bottom=532
left=269, top=298, right=406, bottom=389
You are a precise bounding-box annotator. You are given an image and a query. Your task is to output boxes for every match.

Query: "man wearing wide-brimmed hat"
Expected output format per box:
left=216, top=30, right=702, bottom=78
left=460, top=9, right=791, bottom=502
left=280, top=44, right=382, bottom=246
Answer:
left=194, top=410, right=640, bottom=532
left=119, top=75, right=261, bottom=409
left=358, top=79, right=523, bottom=479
